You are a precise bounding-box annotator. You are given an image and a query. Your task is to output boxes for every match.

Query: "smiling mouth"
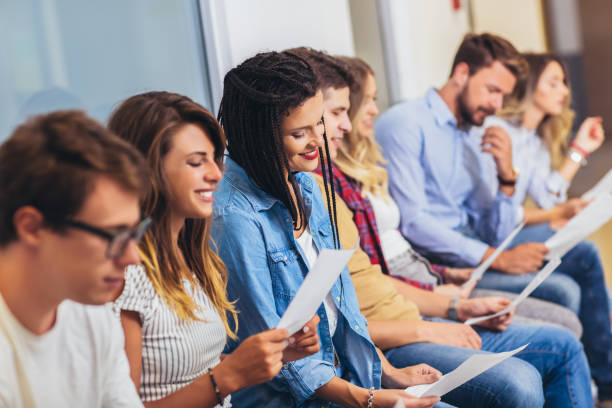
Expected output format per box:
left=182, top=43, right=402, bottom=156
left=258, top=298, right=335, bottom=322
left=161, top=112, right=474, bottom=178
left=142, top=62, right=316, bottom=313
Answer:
left=196, top=190, right=214, bottom=202
left=299, top=150, right=319, bottom=160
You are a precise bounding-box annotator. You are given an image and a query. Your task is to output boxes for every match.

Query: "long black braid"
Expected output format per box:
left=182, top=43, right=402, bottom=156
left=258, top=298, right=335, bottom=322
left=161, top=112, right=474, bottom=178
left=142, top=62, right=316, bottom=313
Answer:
left=318, top=118, right=340, bottom=250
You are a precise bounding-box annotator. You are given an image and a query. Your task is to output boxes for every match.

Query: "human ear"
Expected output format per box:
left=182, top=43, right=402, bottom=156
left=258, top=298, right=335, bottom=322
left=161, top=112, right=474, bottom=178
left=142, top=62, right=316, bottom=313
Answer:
left=451, top=62, right=470, bottom=89
left=13, top=206, right=45, bottom=246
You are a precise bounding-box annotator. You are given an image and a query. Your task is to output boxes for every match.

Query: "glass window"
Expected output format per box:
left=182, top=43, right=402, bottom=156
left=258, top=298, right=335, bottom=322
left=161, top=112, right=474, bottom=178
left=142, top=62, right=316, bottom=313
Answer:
left=0, top=0, right=212, bottom=141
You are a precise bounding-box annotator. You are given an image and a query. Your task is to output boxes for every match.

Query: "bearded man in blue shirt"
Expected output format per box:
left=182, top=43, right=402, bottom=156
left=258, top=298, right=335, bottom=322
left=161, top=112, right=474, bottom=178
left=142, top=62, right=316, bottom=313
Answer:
left=375, top=32, right=612, bottom=406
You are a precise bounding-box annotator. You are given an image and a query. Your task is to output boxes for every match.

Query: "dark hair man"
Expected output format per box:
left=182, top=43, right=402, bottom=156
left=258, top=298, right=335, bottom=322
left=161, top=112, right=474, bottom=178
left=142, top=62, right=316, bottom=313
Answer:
left=0, top=110, right=149, bottom=407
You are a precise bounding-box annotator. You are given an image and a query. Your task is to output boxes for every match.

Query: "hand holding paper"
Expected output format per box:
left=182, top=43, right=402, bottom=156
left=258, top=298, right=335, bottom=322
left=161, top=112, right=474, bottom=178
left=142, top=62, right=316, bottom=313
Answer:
left=464, top=257, right=562, bottom=326
left=463, top=222, right=525, bottom=288
left=282, top=314, right=321, bottom=362
left=277, top=245, right=356, bottom=336
left=546, top=194, right=612, bottom=259
left=405, top=344, right=528, bottom=398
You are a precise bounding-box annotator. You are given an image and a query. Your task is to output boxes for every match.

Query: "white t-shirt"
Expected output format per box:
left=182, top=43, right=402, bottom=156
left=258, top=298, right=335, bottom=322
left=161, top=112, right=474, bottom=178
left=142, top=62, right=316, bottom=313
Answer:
left=0, top=298, right=142, bottom=408
left=114, top=265, right=230, bottom=406
left=295, top=227, right=338, bottom=336
left=366, top=191, right=412, bottom=261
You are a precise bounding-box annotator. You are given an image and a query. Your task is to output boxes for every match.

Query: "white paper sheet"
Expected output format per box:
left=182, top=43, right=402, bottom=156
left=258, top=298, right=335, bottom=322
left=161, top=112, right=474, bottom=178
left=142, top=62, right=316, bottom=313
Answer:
left=583, top=168, right=612, bottom=200
left=462, top=222, right=525, bottom=288
left=464, top=257, right=562, bottom=326
left=545, top=194, right=612, bottom=259
left=276, top=245, right=357, bottom=336
left=405, top=344, right=528, bottom=398
left=393, top=400, right=405, bottom=408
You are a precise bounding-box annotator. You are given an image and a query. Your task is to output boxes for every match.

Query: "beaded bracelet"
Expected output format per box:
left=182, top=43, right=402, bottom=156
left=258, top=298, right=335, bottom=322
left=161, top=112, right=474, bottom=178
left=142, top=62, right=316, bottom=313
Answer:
left=208, top=369, right=224, bottom=405
left=367, top=387, right=375, bottom=408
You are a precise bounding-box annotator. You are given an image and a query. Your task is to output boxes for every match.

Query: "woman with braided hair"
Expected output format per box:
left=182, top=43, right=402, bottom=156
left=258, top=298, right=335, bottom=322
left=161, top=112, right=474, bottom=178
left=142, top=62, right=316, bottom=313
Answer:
left=211, top=51, right=441, bottom=408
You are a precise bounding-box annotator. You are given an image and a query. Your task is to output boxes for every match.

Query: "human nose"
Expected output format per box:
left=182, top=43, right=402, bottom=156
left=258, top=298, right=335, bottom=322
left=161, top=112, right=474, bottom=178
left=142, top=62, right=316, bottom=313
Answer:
left=113, top=239, right=141, bottom=269
left=204, top=161, right=223, bottom=184
left=492, top=93, right=504, bottom=111
left=368, top=100, right=379, bottom=117
left=313, top=124, right=325, bottom=147
left=561, top=84, right=570, bottom=97
left=340, top=113, right=352, bottom=133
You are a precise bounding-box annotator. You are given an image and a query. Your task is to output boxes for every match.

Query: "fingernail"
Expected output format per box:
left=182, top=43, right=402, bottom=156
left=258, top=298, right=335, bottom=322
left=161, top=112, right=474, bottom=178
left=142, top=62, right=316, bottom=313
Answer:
left=303, top=326, right=310, bottom=333
left=288, top=337, right=295, bottom=344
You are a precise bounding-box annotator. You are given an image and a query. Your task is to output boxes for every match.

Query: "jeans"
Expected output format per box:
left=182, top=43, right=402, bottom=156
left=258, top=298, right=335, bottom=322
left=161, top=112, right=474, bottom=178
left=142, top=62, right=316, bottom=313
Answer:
left=476, top=223, right=612, bottom=399
left=385, top=319, right=591, bottom=408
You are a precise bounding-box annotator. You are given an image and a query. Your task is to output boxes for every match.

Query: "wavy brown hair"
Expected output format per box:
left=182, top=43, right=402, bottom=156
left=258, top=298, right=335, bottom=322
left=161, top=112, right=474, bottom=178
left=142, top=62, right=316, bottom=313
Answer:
left=499, top=53, right=574, bottom=166
left=108, top=91, right=237, bottom=337
left=451, top=32, right=527, bottom=79
left=333, top=57, right=389, bottom=198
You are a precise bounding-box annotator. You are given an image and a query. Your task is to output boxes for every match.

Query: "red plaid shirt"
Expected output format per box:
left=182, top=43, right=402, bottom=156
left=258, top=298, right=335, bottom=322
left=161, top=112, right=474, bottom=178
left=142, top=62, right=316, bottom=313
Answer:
left=315, top=165, right=446, bottom=291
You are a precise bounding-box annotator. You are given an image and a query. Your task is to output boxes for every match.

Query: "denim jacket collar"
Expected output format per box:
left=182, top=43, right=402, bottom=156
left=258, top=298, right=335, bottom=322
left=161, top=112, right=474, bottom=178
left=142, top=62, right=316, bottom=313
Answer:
left=223, top=156, right=314, bottom=212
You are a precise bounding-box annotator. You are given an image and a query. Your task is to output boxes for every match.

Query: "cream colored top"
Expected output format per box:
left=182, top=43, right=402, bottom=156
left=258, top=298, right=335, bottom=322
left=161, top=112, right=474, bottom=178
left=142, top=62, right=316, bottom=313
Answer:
left=314, top=174, right=421, bottom=322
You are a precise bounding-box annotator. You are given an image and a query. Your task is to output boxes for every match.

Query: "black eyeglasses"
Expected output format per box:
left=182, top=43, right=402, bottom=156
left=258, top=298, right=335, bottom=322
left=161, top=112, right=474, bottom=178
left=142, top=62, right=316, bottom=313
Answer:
left=60, top=217, right=151, bottom=259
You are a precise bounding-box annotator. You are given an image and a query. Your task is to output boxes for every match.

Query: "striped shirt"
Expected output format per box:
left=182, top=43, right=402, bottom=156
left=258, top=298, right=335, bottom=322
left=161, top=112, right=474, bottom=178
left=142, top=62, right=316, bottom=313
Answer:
left=114, top=265, right=230, bottom=406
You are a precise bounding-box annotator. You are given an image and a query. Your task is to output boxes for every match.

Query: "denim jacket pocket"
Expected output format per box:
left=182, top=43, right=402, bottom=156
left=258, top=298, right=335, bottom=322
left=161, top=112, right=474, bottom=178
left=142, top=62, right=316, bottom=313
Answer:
left=316, top=223, right=332, bottom=237
left=268, top=248, right=300, bottom=301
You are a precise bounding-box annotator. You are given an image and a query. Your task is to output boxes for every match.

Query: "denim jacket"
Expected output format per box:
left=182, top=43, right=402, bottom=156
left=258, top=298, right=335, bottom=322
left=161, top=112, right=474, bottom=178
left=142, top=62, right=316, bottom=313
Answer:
left=211, top=157, right=381, bottom=407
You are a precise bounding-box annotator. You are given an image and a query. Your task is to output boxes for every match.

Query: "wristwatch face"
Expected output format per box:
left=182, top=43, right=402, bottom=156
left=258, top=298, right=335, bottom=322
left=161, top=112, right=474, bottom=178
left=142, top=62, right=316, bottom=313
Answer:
left=569, top=150, right=586, bottom=166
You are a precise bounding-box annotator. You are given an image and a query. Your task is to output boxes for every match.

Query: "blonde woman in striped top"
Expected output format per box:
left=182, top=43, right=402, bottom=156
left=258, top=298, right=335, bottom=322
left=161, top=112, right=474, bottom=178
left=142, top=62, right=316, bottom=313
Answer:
left=109, top=91, right=320, bottom=407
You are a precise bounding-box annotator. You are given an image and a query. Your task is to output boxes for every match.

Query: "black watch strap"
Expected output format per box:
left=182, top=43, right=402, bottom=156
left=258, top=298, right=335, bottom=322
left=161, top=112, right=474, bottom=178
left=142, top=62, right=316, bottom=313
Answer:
left=497, top=174, right=517, bottom=186
left=448, top=296, right=460, bottom=321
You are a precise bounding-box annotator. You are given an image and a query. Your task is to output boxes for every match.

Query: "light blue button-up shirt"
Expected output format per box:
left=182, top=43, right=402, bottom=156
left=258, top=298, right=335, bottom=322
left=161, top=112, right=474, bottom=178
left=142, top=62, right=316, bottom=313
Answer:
left=474, top=116, right=569, bottom=209
left=211, top=157, right=381, bottom=407
left=374, top=88, right=522, bottom=267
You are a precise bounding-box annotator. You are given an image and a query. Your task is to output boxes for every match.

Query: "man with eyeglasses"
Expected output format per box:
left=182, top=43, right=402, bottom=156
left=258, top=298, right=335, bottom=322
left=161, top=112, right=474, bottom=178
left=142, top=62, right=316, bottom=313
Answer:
left=0, top=110, right=149, bottom=407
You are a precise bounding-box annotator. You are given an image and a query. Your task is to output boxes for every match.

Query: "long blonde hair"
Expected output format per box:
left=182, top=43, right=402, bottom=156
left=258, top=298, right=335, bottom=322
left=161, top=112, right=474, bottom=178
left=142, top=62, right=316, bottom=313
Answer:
left=109, top=91, right=238, bottom=338
left=334, top=57, right=389, bottom=198
left=499, top=53, right=575, bottom=167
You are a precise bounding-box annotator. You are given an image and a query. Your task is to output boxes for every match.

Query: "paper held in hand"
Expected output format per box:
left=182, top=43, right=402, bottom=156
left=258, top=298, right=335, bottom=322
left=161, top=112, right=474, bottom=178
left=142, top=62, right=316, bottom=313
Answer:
left=462, top=222, right=525, bottom=288
left=276, top=245, right=357, bottom=336
left=545, top=193, right=612, bottom=259
left=582, top=168, right=612, bottom=200
left=405, top=344, right=528, bottom=398
left=464, top=257, right=562, bottom=326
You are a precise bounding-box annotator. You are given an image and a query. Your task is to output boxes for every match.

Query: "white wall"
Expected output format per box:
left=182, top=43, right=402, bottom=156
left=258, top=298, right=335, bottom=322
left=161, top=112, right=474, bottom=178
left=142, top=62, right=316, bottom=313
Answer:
left=202, top=0, right=355, bottom=111
left=349, top=0, right=392, bottom=111
left=471, top=0, right=548, bottom=53
left=378, top=0, right=471, bottom=103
